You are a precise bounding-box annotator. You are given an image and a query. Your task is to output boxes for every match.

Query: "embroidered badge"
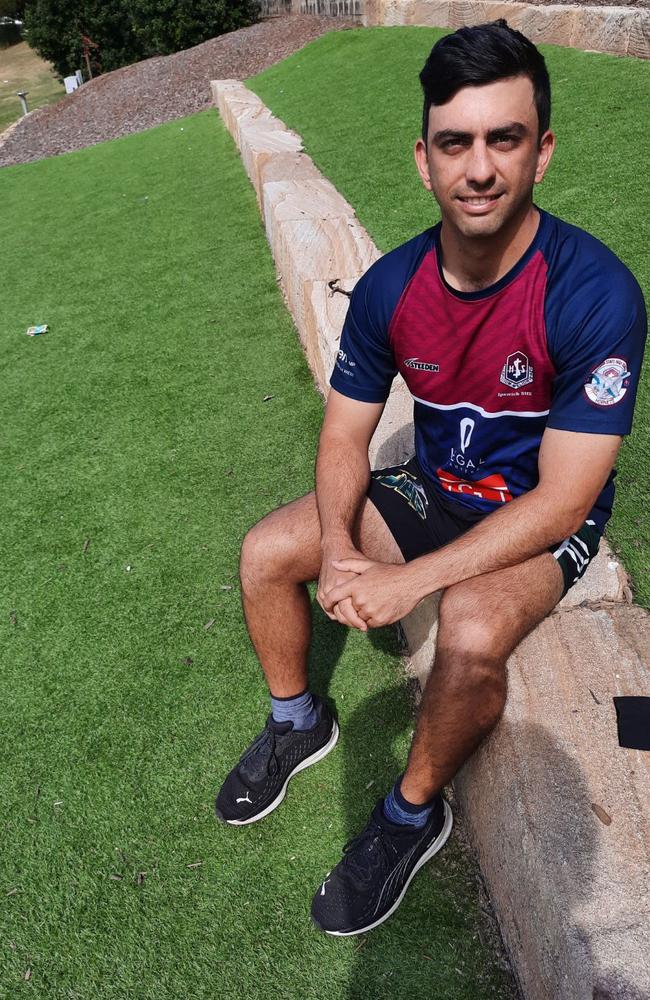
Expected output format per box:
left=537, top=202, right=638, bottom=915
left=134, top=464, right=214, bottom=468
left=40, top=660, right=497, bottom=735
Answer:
left=500, top=351, right=534, bottom=389
left=584, top=357, right=631, bottom=407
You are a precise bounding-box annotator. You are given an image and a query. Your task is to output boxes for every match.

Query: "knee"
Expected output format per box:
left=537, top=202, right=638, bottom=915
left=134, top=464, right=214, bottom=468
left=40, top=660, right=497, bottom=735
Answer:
left=239, top=515, right=301, bottom=592
left=240, top=518, right=277, bottom=592
left=437, top=587, right=508, bottom=676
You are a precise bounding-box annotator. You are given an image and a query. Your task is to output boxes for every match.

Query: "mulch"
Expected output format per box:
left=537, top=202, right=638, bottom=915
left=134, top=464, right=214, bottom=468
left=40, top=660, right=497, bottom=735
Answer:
left=0, top=15, right=356, bottom=169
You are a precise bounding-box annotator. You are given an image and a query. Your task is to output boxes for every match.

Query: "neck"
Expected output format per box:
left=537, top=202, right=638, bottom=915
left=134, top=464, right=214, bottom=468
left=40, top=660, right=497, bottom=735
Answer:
left=439, top=204, right=540, bottom=293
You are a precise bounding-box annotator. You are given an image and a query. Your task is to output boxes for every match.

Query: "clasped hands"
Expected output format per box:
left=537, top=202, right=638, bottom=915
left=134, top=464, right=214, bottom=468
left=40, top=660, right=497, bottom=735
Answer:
left=316, top=547, right=423, bottom=631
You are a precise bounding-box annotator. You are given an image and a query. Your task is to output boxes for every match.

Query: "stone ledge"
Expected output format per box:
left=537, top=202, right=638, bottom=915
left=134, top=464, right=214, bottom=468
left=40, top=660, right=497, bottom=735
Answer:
left=366, top=0, right=650, bottom=57
left=213, top=81, right=650, bottom=999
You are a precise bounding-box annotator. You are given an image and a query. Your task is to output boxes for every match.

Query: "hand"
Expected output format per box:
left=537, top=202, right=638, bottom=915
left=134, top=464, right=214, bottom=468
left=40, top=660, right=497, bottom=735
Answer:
left=317, top=544, right=369, bottom=631
left=327, top=557, right=422, bottom=628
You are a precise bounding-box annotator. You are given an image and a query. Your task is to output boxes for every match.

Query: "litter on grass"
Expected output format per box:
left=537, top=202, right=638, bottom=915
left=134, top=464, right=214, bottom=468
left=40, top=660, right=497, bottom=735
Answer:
left=26, top=324, right=48, bottom=336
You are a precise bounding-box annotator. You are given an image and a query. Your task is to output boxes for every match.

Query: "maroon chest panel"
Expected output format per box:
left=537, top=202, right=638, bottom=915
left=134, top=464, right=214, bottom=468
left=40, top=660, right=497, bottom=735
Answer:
left=388, top=248, right=556, bottom=414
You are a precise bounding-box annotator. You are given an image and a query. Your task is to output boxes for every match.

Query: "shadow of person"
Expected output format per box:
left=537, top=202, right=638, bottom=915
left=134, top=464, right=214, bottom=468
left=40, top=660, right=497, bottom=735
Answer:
left=454, top=718, right=630, bottom=999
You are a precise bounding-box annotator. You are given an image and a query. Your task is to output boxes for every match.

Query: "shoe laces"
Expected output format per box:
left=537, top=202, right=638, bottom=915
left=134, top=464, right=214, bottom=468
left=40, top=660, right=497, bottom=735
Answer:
left=239, top=723, right=279, bottom=781
left=340, top=816, right=390, bottom=885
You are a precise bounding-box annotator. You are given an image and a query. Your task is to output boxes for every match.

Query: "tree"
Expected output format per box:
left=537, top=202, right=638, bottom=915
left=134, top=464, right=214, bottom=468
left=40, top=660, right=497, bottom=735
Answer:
left=23, top=0, right=260, bottom=78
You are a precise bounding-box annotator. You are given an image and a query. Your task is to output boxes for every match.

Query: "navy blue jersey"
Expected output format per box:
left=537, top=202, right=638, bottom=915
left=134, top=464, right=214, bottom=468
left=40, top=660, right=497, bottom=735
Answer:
left=330, top=208, right=647, bottom=533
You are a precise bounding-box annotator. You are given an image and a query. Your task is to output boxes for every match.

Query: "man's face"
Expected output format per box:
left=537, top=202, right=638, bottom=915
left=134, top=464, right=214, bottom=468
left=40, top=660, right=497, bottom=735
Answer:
left=414, top=75, right=555, bottom=239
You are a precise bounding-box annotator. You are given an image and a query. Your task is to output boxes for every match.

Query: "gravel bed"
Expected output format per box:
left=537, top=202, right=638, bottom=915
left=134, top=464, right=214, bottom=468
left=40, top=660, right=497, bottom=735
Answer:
left=0, top=15, right=356, bottom=168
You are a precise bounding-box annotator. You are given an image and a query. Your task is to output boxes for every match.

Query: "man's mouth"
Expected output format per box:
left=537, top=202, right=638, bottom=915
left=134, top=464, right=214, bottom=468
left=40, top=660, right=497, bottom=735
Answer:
left=456, top=193, right=504, bottom=205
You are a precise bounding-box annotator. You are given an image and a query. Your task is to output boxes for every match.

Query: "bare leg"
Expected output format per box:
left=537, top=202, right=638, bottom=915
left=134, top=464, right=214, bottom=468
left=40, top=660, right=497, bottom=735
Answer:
left=400, top=552, right=564, bottom=803
left=238, top=493, right=402, bottom=698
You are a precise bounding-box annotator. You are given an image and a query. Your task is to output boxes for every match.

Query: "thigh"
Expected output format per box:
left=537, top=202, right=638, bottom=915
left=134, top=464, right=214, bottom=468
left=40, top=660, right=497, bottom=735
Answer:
left=246, top=490, right=404, bottom=584
left=438, top=551, right=565, bottom=663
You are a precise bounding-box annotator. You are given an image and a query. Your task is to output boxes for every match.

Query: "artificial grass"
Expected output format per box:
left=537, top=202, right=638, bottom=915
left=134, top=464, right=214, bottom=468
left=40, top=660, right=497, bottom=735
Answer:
left=250, top=27, right=650, bottom=606
left=0, top=113, right=515, bottom=997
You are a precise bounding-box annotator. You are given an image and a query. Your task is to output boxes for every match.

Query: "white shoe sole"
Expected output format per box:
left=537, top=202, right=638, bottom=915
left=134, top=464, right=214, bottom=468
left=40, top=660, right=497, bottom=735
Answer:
left=224, top=720, right=340, bottom=826
left=319, top=800, right=454, bottom=936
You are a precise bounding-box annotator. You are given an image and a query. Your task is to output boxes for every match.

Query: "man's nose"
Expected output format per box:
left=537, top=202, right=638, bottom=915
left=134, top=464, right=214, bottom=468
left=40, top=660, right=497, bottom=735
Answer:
left=465, top=142, right=496, bottom=188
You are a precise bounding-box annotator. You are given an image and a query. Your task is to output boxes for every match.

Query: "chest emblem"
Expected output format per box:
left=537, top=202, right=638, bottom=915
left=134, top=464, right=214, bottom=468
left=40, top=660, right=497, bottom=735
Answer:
left=500, top=351, right=534, bottom=389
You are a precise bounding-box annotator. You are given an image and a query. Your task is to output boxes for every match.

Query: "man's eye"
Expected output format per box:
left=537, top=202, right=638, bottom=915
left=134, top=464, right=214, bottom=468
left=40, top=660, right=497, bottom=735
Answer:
left=442, top=140, right=466, bottom=151
left=492, top=136, right=518, bottom=148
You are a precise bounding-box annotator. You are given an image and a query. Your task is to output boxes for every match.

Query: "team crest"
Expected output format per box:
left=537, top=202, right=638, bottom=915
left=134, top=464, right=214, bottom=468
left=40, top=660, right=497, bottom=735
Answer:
left=584, top=357, right=630, bottom=407
left=500, top=351, right=534, bottom=389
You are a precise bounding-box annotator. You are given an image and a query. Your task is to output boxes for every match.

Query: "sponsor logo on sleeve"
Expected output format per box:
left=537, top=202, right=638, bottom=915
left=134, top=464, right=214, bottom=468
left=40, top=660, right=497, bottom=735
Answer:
left=584, top=357, right=630, bottom=407
left=335, top=348, right=357, bottom=377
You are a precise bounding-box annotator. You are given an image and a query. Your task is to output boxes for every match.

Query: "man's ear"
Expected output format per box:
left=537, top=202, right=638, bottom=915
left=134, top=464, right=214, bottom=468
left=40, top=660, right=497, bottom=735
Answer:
left=534, top=129, right=556, bottom=185
left=414, top=137, right=433, bottom=192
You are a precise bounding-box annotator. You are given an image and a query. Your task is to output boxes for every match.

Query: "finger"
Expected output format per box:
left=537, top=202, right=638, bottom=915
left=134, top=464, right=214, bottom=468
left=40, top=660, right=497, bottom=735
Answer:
left=331, top=558, right=372, bottom=574
left=336, top=598, right=367, bottom=632
left=317, top=593, right=334, bottom=616
left=327, top=581, right=356, bottom=605
left=319, top=589, right=338, bottom=614
left=332, top=604, right=349, bottom=627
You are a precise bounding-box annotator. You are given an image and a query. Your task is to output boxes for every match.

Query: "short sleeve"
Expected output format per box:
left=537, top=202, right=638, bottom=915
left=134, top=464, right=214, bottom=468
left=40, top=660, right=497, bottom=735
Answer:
left=546, top=267, right=647, bottom=436
left=329, top=265, right=398, bottom=404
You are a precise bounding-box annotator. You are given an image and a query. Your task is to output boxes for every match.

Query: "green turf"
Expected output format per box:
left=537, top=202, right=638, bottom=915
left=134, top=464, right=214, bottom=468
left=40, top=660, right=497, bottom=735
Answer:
left=0, top=112, right=515, bottom=997
left=250, top=27, right=650, bottom=606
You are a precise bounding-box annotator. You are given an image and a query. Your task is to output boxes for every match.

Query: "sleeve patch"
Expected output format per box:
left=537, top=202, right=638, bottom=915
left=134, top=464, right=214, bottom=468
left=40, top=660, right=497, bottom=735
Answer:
left=583, top=357, right=632, bottom=408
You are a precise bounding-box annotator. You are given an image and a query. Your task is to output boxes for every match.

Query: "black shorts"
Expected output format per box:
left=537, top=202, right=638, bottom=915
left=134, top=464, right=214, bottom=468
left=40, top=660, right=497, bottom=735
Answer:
left=367, top=457, right=601, bottom=599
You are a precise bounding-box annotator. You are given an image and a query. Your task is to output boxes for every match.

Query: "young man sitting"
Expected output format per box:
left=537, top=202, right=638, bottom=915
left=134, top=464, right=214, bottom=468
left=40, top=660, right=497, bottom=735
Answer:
left=215, top=20, right=647, bottom=937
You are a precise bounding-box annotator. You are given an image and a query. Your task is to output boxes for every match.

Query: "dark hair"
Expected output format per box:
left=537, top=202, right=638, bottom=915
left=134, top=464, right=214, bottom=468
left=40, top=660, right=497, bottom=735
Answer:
left=419, top=20, right=551, bottom=145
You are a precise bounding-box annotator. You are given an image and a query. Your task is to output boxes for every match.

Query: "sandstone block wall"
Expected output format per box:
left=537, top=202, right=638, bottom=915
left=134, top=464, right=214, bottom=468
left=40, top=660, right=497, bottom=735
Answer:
left=258, top=0, right=649, bottom=57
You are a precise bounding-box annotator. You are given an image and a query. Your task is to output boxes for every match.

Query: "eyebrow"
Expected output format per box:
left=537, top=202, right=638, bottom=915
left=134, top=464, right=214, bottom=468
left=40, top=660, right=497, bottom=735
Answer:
left=431, top=122, right=530, bottom=144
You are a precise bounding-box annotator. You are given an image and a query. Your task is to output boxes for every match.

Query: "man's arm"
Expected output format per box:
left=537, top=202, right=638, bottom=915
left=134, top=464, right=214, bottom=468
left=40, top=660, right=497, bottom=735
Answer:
left=327, top=428, right=622, bottom=627
left=315, top=388, right=385, bottom=630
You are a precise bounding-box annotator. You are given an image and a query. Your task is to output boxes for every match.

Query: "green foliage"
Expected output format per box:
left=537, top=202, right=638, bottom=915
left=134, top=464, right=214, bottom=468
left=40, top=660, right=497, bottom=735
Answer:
left=23, top=0, right=260, bottom=77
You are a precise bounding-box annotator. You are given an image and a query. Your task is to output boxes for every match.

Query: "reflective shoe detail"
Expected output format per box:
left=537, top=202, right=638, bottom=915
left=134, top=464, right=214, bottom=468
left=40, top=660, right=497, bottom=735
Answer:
left=215, top=696, right=338, bottom=825
left=311, top=796, right=453, bottom=935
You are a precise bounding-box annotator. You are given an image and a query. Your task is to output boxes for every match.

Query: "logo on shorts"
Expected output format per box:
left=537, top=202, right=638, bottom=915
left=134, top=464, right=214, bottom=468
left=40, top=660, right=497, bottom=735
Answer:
left=373, top=470, right=428, bottom=520
left=584, top=357, right=630, bottom=407
left=500, top=351, right=533, bottom=389
left=404, top=357, right=440, bottom=373
left=436, top=469, right=513, bottom=504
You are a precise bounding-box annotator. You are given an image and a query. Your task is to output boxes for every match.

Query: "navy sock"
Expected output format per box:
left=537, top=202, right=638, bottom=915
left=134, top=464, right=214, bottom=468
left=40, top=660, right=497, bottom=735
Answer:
left=271, top=689, right=319, bottom=731
left=382, top=776, right=435, bottom=829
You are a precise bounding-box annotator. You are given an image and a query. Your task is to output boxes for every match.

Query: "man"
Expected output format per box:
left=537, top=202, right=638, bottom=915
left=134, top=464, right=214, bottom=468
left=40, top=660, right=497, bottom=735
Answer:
left=215, top=20, right=647, bottom=936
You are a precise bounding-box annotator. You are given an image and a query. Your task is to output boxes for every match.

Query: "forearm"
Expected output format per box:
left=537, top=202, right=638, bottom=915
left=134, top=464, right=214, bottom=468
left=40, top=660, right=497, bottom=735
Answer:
left=315, top=430, right=370, bottom=552
left=407, top=487, right=582, bottom=600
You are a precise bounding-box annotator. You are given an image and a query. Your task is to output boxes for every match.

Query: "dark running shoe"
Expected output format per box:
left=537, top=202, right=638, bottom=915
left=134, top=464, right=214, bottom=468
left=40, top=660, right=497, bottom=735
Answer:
left=311, top=795, right=453, bottom=935
left=215, top=696, right=338, bottom=825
